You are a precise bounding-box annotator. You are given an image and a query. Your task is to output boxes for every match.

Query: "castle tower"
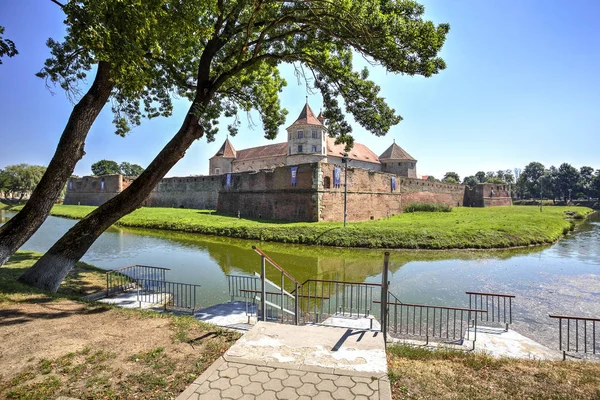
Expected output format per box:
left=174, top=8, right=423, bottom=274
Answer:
left=379, top=140, right=417, bottom=178
left=209, top=137, right=236, bottom=175
left=286, top=102, right=328, bottom=164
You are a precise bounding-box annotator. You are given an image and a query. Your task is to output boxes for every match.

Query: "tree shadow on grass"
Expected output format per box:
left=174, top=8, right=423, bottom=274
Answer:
left=0, top=302, right=109, bottom=327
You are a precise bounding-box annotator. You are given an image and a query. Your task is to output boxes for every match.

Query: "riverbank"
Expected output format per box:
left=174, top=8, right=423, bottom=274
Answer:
left=11, top=204, right=594, bottom=249
left=0, top=251, right=239, bottom=399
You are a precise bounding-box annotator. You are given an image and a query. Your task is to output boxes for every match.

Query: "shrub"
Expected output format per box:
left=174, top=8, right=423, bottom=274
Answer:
left=403, top=202, right=452, bottom=213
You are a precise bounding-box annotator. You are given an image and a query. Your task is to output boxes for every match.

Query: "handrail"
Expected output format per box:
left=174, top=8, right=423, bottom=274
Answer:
left=107, top=264, right=171, bottom=273
left=240, top=289, right=331, bottom=300
left=300, top=278, right=382, bottom=287
left=466, top=291, right=515, bottom=298
left=252, top=246, right=300, bottom=285
left=550, top=315, right=600, bottom=323
left=376, top=300, right=487, bottom=313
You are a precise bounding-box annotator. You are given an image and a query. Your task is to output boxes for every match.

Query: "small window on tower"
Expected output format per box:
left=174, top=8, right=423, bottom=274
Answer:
left=100, top=178, right=105, bottom=191
left=311, top=145, right=317, bottom=152
left=289, top=147, right=291, bottom=155
left=297, top=130, right=304, bottom=139
left=312, top=130, right=318, bottom=138
left=215, top=168, right=220, bottom=175
left=298, top=145, right=303, bottom=153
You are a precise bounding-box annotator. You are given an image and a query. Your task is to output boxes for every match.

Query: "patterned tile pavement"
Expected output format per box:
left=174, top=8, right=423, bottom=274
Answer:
left=177, top=356, right=391, bottom=400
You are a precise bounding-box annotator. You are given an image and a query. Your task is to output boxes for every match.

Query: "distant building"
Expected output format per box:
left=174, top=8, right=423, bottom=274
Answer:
left=209, top=102, right=417, bottom=177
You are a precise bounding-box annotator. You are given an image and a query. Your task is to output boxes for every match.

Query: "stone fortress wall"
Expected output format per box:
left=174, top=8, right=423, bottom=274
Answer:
left=64, top=174, right=134, bottom=206
left=65, top=163, right=511, bottom=222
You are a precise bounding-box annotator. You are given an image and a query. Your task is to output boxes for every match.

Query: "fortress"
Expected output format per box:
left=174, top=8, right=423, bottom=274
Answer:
left=64, top=104, right=512, bottom=222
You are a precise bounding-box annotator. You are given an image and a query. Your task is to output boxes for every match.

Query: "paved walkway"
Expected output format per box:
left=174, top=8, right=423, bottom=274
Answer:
left=177, top=322, right=391, bottom=400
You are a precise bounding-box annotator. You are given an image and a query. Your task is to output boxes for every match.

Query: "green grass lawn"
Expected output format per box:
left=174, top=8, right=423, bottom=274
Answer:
left=0, top=252, right=239, bottom=399
left=14, top=204, right=594, bottom=249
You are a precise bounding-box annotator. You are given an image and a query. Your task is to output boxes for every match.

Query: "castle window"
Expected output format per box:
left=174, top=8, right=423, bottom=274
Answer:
left=398, top=163, right=402, bottom=166
left=323, top=176, right=331, bottom=188
left=312, top=130, right=318, bottom=138
left=297, top=130, right=304, bottom=139
left=289, top=147, right=291, bottom=155
left=68, top=181, right=73, bottom=190
left=100, top=178, right=105, bottom=191
left=298, top=145, right=303, bottom=153
left=323, top=146, right=325, bottom=154
left=311, top=145, right=317, bottom=152
left=215, top=168, right=220, bottom=175
left=410, top=163, right=414, bottom=168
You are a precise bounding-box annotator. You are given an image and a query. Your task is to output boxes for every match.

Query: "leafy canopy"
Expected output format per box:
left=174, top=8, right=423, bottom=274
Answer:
left=0, top=164, right=47, bottom=196
left=91, top=160, right=120, bottom=176
left=36, top=0, right=213, bottom=136
left=0, top=26, right=18, bottom=64
left=169, top=0, right=450, bottom=148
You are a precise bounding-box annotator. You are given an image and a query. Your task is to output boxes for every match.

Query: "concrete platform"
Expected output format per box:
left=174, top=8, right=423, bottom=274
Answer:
left=177, top=321, right=391, bottom=400
left=97, top=291, right=169, bottom=310
left=226, top=321, right=387, bottom=374
left=471, top=326, right=562, bottom=360
left=194, top=301, right=256, bottom=331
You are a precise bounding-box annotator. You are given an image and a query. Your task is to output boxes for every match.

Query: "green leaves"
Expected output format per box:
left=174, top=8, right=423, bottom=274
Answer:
left=0, top=26, right=18, bottom=65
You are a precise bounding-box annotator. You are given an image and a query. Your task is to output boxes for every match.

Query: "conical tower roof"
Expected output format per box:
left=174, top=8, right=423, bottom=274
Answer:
left=287, top=103, right=323, bottom=128
left=212, top=137, right=236, bottom=158
left=379, top=141, right=416, bottom=161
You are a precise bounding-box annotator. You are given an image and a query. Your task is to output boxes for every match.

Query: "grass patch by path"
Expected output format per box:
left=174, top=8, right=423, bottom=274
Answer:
left=387, top=344, right=600, bottom=399
left=21, top=204, right=596, bottom=249
left=0, top=251, right=240, bottom=399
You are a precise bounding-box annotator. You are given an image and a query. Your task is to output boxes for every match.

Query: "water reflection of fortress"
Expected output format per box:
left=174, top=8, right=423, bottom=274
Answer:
left=65, top=104, right=512, bottom=222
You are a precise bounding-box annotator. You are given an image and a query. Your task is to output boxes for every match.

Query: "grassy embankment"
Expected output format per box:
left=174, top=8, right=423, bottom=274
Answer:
left=387, top=344, right=600, bottom=400
left=22, top=204, right=595, bottom=249
left=0, top=251, right=239, bottom=399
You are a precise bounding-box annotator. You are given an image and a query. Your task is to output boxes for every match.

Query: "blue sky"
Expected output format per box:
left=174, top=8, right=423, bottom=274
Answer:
left=0, top=0, right=599, bottom=179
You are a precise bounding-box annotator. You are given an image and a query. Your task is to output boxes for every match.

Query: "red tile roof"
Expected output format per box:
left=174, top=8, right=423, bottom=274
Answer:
left=326, top=138, right=380, bottom=164
left=212, top=138, right=237, bottom=158
left=287, top=103, right=323, bottom=128
left=235, top=142, right=288, bottom=161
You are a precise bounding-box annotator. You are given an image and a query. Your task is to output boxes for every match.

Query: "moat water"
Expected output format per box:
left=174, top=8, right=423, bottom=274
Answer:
left=1, top=209, right=599, bottom=349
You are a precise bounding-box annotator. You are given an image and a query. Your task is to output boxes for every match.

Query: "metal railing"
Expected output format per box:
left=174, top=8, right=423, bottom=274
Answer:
left=298, top=279, right=381, bottom=324
left=467, top=291, right=514, bottom=330
left=252, top=246, right=300, bottom=325
left=383, top=300, right=487, bottom=349
left=227, top=274, right=259, bottom=302
left=549, top=315, right=600, bottom=360
left=135, top=278, right=202, bottom=312
left=106, top=264, right=169, bottom=297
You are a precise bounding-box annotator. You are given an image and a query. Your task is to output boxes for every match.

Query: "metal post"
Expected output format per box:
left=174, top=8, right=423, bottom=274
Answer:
left=261, top=256, right=266, bottom=322
left=343, top=152, right=348, bottom=227
left=294, top=284, right=299, bottom=325
left=381, top=252, right=390, bottom=343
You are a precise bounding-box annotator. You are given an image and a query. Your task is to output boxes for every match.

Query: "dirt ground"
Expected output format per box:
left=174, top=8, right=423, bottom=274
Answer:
left=0, top=299, right=238, bottom=399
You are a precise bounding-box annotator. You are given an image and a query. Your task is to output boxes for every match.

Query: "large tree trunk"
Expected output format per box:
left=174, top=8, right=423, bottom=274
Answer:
left=0, top=61, right=113, bottom=266
left=18, top=109, right=203, bottom=291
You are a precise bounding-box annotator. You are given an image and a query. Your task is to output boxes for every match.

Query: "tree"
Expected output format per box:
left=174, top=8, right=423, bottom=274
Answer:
left=443, top=172, right=460, bottom=183
left=475, top=171, right=486, bottom=183
left=579, top=166, right=595, bottom=198
left=592, top=170, right=600, bottom=199
left=556, top=163, right=580, bottom=202
left=0, top=26, right=18, bottom=64
left=462, top=176, right=478, bottom=187
left=119, top=162, right=144, bottom=177
left=503, top=170, right=515, bottom=184
left=0, top=164, right=47, bottom=200
left=521, top=162, right=545, bottom=198
left=0, top=0, right=204, bottom=267
left=19, top=0, right=451, bottom=291
left=91, top=160, right=121, bottom=176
